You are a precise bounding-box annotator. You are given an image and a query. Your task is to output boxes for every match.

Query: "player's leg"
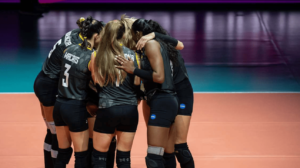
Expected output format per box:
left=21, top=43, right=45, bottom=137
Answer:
left=146, top=93, right=178, bottom=168
left=115, top=105, right=139, bottom=168
left=174, top=79, right=195, bottom=168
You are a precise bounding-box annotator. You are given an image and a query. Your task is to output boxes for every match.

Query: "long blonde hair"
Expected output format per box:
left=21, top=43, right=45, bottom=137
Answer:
left=93, top=20, right=127, bottom=87
left=120, top=14, right=137, bottom=50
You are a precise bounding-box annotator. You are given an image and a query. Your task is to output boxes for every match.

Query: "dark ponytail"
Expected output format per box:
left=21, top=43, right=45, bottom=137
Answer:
left=76, top=17, right=85, bottom=29
left=132, top=19, right=178, bottom=65
left=79, top=16, right=105, bottom=50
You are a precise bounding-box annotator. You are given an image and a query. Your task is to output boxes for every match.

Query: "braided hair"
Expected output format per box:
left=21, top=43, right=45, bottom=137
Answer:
left=77, top=16, right=105, bottom=50
left=131, top=19, right=178, bottom=65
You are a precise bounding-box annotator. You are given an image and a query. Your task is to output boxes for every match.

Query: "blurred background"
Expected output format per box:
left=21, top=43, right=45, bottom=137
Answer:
left=1, top=1, right=300, bottom=168
left=1, top=0, right=300, bottom=92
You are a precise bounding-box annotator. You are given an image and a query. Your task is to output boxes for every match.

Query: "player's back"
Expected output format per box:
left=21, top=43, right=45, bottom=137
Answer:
left=57, top=44, right=94, bottom=101
left=42, top=29, right=84, bottom=79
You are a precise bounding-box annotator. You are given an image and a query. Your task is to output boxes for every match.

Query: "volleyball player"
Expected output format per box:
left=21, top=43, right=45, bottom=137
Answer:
left=33, top=16, right=91, bottom=167
left=52, top=16, right=103, bottom=168
left=121, top=18, right=195, bottom=168
left=116, top=19, right=179, bottom=168
left=88, top=20, right=140, bottom=168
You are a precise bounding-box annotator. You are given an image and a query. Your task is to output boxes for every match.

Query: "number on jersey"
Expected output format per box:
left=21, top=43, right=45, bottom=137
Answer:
left=48, top=39, right=62, bottom=58
left=62, top=63, right=71, bottom=87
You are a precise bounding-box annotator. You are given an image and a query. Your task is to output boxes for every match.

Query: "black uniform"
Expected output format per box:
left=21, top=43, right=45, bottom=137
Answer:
left=94, top=46, right=139, bottom=134
left=141, top=41, right=178, bottom=128
left=34, top=29, right=84, bottom=106
left=53, top=44, right=94, bottom=132
left=173, top=52, right=194, bottom=116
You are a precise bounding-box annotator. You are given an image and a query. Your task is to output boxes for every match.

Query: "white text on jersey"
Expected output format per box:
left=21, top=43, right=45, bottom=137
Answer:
left=64, top=52, right=80, bottom=64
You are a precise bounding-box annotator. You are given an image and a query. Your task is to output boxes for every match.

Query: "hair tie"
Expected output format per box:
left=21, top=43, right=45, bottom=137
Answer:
left=84, top=37, right=87, bottom=39
left=80, top=17, right=85, bottom=23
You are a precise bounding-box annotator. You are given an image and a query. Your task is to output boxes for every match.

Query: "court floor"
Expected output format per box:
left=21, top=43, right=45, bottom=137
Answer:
left=1, top=93, right=300, bottom=168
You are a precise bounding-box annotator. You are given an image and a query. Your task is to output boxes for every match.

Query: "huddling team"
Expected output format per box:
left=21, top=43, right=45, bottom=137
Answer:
left=34, top=14, right=195, bottom=168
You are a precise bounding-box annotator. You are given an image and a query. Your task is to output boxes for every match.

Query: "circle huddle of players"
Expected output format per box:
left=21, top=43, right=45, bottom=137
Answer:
left=34, top=14, right=195, bottom=168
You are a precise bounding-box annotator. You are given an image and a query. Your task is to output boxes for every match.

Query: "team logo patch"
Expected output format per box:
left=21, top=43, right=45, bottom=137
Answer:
left=180, top=104, right=186, bottom=109
left=150, top=114, right=156, bottom=120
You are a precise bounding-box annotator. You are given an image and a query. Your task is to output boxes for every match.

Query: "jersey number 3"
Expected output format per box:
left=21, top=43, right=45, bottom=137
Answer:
left=62, top=63, right=71, bottom=87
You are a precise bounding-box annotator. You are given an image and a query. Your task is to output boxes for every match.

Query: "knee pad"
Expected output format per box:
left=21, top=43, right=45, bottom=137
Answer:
left=92, top=149, right=107, bottom=168
left=145, top=154, right=164, bottom=168
left=116, top=150, right=130, bottom=168
left=57, top=147, right=73, bottom=164
left=163, top=152, right=176, bottom=168
left=175, top=148, right=192, bottom=164
left=74, top=150, right=89, bottom=168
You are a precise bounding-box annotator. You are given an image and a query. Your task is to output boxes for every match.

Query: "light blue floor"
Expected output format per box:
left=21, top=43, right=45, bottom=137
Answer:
left=1, top=48, right=300, bottom=92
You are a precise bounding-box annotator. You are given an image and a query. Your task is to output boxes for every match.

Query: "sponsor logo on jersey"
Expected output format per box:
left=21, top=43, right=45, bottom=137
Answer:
left=64, top=52, right=80, bottom=64
left=180, top=103, right=186, bottom=109
left=124, top=53, right=135, bottom=61
left=64, top=31, right=72, bottom=47
left=150, top=114, right=156, bottom=120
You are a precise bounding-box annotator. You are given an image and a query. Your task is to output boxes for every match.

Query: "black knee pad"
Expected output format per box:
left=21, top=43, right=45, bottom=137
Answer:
left=92, top=149, right=107, bottom=168
left=163, top=152, right=176, bottom=168
left=75, top=150, right=89, bottom=168
left=175, top=143, right=194, bottom=168
left=145, top=154, right=164, bottom=168
left=175, top=149, right=193, bottom=164
left=116, top=150, right=130, bottom=168
left=57, top=147, right=73, bottom=165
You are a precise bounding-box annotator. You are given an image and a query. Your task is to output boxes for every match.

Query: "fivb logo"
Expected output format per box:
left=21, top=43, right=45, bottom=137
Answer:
left=64, top=52, right=80, bottom=64
left=64, top=31, right=72, bottom=47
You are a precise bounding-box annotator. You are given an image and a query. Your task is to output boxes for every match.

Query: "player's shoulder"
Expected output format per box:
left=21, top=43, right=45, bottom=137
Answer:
left=145, top=39, right=160, bottom=49
left=61, top=29, right=81, bottom=48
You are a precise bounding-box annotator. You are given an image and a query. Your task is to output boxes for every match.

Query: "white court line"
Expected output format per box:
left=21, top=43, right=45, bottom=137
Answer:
left=0, top=92, right=300, bottom=94
left=0, top=92, right=35, bottom=94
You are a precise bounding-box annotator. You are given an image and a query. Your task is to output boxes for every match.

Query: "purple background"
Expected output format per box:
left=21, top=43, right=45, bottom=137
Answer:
left=38, top=0, right=300, bottom=3
left=2, top=0, right=300, bottom=3
left=0, top=0, right=19, bottom=2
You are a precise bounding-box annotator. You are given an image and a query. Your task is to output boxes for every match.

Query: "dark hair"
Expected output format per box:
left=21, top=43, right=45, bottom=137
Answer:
left=132, top=19, right=178, bottom=64
left=77, top=16, right=105, bottom=50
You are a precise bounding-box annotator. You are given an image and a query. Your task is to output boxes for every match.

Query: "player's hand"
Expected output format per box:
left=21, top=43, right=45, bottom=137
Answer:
left=136, top=32, right=155, bottom=50
left=115, top=55, right=135, bottom=74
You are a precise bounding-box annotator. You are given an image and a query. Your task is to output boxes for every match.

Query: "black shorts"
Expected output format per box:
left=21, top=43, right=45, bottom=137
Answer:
left=53, top=98, right=88, bottom=132
left=94, top=105, right=138, bottom=134
left=175, top=79, right=194, bottom=116
left=148, top=92, right=178, bottom=128
left=33, top=71, right=58, bottom=107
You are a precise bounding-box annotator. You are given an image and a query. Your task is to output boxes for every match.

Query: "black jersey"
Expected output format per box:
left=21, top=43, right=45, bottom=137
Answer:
left=140, top=41, right=175, bottom=95
left=42, top=29, right=84, bottom=79
left=57, top=44, right=94, bottom=101
left=173, top=51, right=189, bottom=84
left=97, top=46, right=139, bottom=109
